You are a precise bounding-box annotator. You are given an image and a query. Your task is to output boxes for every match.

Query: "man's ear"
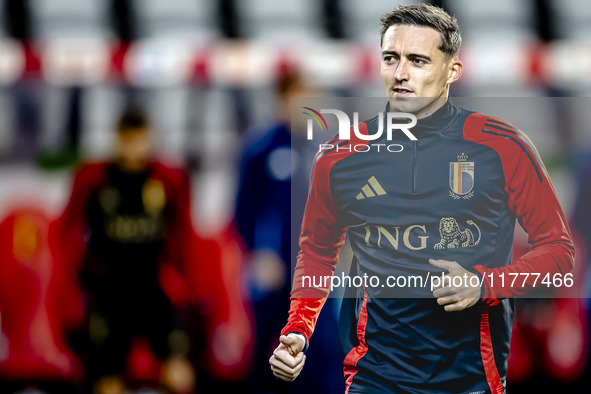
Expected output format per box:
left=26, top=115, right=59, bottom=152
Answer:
left=446, top=59, right=463, bottom=85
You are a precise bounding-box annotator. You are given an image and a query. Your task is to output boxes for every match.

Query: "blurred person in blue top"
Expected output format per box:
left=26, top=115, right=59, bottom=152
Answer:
left=235, top=72, right=344, bottom=394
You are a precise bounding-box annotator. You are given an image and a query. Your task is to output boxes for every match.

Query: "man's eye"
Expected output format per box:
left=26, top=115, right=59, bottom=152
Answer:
left=412, top=58, right=426, bottom=65
left=383, top=56, right=395, bottom=63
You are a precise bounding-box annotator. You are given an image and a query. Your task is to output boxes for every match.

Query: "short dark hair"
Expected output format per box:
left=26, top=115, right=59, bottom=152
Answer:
left=379, top=4, right=461, bottom=60
left=116, top=108, right=149, bottom=133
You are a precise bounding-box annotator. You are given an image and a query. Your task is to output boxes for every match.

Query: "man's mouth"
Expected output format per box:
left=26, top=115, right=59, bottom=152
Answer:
left=391, top=87, right=414, bottom=97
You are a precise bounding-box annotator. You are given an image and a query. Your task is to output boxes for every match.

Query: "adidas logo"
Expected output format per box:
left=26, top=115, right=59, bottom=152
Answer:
left=356, top=176, right=387, bottom=200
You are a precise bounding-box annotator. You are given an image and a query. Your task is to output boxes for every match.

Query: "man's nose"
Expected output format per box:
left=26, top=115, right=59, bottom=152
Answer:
left=394, top=59, right=409, bottom=82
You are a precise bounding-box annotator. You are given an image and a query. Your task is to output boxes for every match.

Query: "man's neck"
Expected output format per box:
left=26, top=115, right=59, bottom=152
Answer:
left=413, top=96, right=448, bottom=120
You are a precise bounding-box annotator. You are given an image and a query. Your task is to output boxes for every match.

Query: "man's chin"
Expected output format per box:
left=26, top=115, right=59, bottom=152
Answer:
left=387, top=97, right=439, bottom=114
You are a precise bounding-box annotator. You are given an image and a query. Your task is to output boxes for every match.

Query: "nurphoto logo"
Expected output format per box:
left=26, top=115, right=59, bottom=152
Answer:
left=302, top=107, right=418, bottom=153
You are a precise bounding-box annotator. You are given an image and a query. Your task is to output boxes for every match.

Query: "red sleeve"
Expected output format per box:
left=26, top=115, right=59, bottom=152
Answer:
left=49, top=163, right=108, bottom=330
left=155, top=166, right=195, bottom=278
left=281, top=130, right=362, bottom=345
left=152, top=164, right=221, bottom=306
left=464, top=114, right=575, bottom=299
left=51, top=163, right=107, bottom=272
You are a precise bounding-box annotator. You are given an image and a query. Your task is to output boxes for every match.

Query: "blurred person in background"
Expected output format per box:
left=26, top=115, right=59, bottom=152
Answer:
left=235, top=72, right=343, bottom=394
left=0, top=206, right=83, bottom=394
left=53, top=108, right=249, bottom=394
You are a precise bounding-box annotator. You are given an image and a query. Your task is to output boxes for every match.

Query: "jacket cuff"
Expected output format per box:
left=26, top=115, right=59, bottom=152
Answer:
left=471, top=268, right=486, bottom=299
left=472, top=266, right=501, bottom=306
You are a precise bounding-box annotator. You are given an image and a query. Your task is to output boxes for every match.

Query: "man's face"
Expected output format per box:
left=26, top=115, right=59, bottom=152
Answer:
left=380, top=24, right=460, bottom=116
left=115, top=128, right=150, bottom=171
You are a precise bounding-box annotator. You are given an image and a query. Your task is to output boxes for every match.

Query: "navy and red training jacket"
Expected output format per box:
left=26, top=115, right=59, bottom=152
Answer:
left=281, top=101, right=575, bottom=394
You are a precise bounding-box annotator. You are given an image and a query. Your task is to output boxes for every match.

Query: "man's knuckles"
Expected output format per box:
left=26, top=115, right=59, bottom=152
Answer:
left=271, top=357, right=303, bottom=374
left=271, top=350, right=303, bottom=368
left=271, top=359, right=305, bottom=380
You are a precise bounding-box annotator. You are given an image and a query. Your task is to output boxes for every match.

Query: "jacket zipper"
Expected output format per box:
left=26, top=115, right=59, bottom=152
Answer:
left=413, top=140, right=418, bottom=193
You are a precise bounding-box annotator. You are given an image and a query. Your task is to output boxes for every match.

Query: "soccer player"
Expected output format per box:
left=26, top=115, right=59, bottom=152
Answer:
left=55, top=108, right=223, bottom=393
left=269, top=4, right=575, bottom=393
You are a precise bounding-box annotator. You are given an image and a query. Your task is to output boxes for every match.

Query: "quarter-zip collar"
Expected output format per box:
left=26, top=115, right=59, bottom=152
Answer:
left=384, top=99, right=458, bottom=139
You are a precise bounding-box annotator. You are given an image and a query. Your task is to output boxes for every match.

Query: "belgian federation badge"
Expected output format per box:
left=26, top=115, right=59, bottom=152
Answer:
left=449, top=153, right=474, bottom=199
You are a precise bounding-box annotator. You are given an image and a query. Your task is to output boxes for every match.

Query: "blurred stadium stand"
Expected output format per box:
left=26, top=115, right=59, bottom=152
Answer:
left=30, top=0, right=112, bottom=41
left=1, top=0, right=586, bottom=166
left=0, top=0, right=589, bottom=154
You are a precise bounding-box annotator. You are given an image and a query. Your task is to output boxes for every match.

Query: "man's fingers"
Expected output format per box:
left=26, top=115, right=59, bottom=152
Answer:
left=436, top=298, right=478, bottom=311
left=433, top=287, right=456, bottom=298
left=434, top=285, right=476, bottom=298
left=433, top=287, right=473, bottom=305
left=444, top=300, right=470, bottom=312
left=270, top=354, right=305, bottom=381
left=269, top=354, right=305, bottom=375
left=270, top=360, right=303, bottom=376
left=272, top=366, right=301, bottom=381
left=272, top=349, right=297, bottom=369
left=436, top=297, right=460, bottom=306
left=272, top=347, right=303, bottom=369
left=431, top=274, right=446, bottom=290
left=272, top=366, right=296, bottom=381
left=428, top=259, right=459, bottom=271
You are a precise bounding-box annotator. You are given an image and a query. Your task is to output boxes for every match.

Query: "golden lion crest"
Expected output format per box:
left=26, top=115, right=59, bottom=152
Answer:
left=434, top=217, right=481, bottom=249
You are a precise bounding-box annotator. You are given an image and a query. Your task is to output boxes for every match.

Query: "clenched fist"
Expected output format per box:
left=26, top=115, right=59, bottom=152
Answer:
left=269, top=334, right=306, bottom=381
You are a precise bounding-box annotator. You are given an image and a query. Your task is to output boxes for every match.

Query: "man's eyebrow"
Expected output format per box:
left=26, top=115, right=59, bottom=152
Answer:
left=381, top=50, right=431, bottom=61
left=407, top=53, right=431, bottom=61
